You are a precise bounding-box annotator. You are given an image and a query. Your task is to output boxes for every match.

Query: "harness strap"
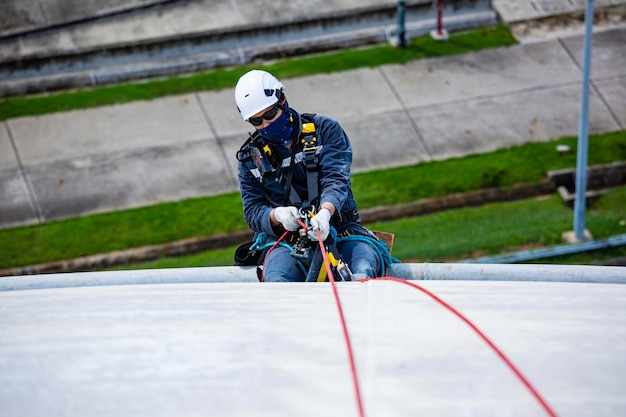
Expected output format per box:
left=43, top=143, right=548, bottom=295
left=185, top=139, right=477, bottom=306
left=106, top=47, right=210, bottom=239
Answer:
left=300, top=121, right=320, bottom=210
left=282, top=142, right=301, bottom=206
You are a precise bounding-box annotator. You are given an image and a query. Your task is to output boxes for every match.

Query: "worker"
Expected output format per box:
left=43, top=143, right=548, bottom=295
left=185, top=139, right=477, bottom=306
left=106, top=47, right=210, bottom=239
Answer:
left=234, top=69, right=387, bottom=282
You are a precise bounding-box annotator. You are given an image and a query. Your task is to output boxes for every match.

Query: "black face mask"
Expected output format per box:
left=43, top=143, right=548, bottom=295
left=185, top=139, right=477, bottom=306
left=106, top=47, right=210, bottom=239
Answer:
left=259, top=101, right=294, bottom=146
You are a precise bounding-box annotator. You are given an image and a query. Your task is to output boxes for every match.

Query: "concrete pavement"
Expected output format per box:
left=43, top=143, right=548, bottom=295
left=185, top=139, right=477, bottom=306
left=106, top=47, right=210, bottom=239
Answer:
left=0, top=1, right=625, bottom=230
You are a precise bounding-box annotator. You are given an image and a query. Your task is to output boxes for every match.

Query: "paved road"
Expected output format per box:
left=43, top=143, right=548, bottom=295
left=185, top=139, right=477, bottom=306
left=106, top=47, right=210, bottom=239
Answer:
left=0, top=0, right=625, bottom=230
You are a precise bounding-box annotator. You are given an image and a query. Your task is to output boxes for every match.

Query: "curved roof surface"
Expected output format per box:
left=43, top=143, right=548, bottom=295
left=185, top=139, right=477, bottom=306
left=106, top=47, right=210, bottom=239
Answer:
left=1, top=267, right=625, bottom=416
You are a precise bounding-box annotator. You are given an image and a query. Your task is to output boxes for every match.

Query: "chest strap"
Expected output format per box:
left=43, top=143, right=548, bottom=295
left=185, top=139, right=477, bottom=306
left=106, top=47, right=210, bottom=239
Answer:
left=299, top=121, right=320, bottom=210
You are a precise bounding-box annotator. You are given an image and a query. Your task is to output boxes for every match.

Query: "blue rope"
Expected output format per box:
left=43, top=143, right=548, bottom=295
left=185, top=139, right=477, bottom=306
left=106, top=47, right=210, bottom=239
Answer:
left=250, top=232, right=270, bottom=251
left=332, top=227, right=401, bottom=277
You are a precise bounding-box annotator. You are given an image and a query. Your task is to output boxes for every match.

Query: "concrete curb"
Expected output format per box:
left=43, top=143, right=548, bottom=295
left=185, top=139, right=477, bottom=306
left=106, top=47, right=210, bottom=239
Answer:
left=0, top=0, right=182, bottom=40
left=0, top=0, right=496, bottom=97
left=0, top=11, right=497, bottom=97
left=507, top=4, right=626, bottom=42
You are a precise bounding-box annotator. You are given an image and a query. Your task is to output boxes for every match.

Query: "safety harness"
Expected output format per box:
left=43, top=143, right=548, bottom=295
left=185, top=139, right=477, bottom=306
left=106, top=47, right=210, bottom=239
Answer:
left=237, top=113, right=321, bottom=207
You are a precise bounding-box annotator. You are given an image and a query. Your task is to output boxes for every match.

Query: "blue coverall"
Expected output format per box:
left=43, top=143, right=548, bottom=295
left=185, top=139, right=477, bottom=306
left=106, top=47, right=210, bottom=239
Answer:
left=237, top=109, right=381, bottom=282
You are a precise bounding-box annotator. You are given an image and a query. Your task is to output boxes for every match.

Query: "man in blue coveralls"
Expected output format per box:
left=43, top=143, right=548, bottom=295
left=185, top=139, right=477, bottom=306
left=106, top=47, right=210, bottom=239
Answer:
left=234, top=69, right=384, bottom=282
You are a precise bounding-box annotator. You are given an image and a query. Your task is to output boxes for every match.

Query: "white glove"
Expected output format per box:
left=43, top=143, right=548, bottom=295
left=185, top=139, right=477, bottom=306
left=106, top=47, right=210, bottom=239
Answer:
left=273, top=206, right=300, bottom=231
left=308, top=208, right=332, bottom=241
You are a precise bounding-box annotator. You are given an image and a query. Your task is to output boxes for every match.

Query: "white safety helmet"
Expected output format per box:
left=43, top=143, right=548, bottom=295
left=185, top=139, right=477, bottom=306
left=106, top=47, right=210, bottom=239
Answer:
left=235, top=70, right=285, bottom=122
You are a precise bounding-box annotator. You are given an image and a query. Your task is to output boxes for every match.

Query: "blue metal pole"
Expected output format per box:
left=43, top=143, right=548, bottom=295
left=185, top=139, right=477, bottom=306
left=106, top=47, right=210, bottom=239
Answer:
left=397, top=0, right=406, bottom=47
left=574, top=0, right=594, bottom=240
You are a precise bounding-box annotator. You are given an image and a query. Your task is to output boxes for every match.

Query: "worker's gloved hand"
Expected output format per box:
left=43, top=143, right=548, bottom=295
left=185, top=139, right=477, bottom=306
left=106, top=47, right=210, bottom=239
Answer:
left=273, top=206, right=300, bottom=231
left=308, top=208, right=332, bottom=241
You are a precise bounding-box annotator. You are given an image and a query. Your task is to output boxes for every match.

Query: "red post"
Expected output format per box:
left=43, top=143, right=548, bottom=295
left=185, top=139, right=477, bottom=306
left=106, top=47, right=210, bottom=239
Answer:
left=430, top=0, right=449, bottom=41
left=437, top=0, right=443, bottom=35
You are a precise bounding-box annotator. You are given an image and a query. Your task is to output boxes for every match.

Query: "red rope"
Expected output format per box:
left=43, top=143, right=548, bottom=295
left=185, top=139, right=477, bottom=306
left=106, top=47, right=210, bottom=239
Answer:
left=269, top=221, right=555, bottom=416
left=359, top=277, right=559, bottom=417
left=317, top=231, right=366, bottom=417
left=260, top=230, right=290, bottom=282
left=268, top=219, right=366, bottom=414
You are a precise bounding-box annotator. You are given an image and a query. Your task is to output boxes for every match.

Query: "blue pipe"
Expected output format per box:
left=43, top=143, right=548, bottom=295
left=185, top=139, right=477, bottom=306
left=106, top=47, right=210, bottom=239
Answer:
left=396, top=0, right=406, bottom=47
left=2, top=260, right=626, bottom=291
left=462, top=233, right=626, bottom=264
left=574, top=0, right=595, bottom=240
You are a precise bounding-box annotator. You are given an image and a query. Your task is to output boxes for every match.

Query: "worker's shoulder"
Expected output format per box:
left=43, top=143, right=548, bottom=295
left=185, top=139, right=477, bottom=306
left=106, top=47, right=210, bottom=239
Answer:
left=306, top=113, right=335, bottom=123
left=303, top=113, right=342, bottom=132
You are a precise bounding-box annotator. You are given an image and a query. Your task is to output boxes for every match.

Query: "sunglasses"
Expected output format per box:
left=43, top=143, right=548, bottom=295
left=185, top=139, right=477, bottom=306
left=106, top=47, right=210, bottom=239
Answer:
left=248, top=103, right=281, bottom=126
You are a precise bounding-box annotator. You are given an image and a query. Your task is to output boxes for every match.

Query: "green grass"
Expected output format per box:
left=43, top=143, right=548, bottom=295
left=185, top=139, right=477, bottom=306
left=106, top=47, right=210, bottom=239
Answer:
left=115, top=186, right=626, bottom=270
left=110, top=247, right=240, bottom=271
left=0, top=130, right=624, bottom=270
left=352, top=130, right=626, bottom=206
left=375, top=188, right=626, bottom=262
left=0, top=25, right=517, bottom=121
left=0, top=193, right=245, bottom=270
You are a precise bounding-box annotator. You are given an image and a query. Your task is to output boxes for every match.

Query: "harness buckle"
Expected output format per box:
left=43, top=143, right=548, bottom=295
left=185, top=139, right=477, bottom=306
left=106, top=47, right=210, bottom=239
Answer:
left=301, top=134, right=317, bottom=152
